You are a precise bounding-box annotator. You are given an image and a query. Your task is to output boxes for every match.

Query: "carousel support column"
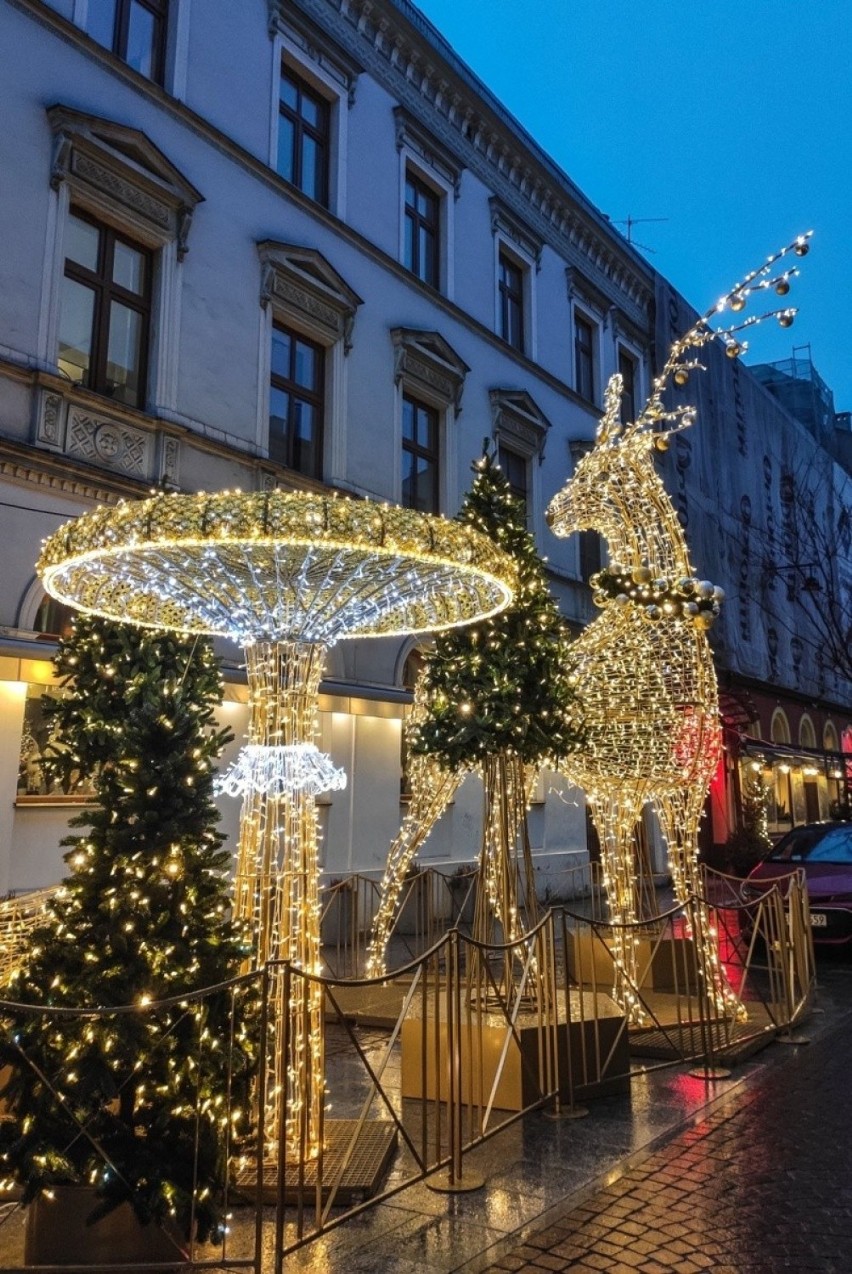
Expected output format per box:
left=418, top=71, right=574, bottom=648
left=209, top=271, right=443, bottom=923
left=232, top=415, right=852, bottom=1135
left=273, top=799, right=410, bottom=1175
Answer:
left=234, top=639, right=328, bottom=1157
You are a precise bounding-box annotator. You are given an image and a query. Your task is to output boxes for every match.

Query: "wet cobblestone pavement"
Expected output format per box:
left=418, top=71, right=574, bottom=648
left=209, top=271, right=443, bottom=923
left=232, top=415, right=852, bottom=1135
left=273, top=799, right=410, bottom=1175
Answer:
left=479, top=970, right=852, bottom=1273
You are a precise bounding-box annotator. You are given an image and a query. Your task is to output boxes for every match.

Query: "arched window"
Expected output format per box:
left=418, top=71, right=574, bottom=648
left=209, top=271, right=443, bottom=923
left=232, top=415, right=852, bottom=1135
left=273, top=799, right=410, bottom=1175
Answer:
left=799, top=715, right=816, bottom=750
left=33, top=595, right=75, bottom=640
left=824, top=721, right=840, bottom=752
left=770, top=709, right=791, bottom=745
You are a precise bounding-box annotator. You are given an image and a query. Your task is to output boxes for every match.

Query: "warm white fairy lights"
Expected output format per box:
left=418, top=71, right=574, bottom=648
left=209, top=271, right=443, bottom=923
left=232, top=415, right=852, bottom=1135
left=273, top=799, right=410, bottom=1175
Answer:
left=37, top=490, right=516, bottom=1158
left=548, top=234, right=811, bottom=1024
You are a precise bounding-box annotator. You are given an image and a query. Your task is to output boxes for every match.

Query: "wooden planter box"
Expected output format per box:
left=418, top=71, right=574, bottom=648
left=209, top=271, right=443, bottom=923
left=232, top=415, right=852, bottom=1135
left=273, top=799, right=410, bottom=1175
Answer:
left=25, top=1187, right=187, bottom=1271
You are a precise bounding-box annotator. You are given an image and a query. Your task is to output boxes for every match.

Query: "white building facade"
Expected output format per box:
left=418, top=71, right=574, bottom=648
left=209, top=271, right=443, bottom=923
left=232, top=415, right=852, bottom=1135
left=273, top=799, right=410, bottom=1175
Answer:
left=0, top=0, right=848, bottom=896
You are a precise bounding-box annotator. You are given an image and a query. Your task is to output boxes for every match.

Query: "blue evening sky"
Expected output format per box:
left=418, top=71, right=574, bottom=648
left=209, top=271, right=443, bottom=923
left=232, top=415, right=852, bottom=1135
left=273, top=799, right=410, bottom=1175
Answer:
left=414, top=0, right=852, bottom=413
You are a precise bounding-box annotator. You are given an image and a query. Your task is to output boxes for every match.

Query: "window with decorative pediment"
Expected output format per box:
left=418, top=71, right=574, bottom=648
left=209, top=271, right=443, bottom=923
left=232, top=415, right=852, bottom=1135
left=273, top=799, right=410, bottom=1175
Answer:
left=489, top=389, right=550, bottom=528
left=395, top=109, right=462, bottom=299
left=259, top=242, right=361, bottom=486
left=490, top=199, right=540, bottom=359
left=37, top=106, right=202, bottom=486
left=392, top=329, right=468, bottom=515
left=267, top=4, right=360, bottom=218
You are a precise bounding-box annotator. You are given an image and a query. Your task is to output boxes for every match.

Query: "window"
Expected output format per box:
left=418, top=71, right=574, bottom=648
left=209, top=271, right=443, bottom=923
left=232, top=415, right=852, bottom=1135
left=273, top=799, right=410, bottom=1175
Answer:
left=34, top=596, right=76, bottom=641
left=269, top=323, right=325, bottom=479
left=574, top=313, right=595, bottom=403
left=490, top=389, right=549, bottom=533
left=618, top=348, right=637, bottom=424
left=498, top=444, right=528, bottom=509
left=278, top=65, right=330, bottom=205
left=499, top=253, right=524, bottom=352
left=58, top=209, right=152, bottom=409
left=392, top=328, right=466, bottom=513
left=404, top=171, right=439, bottom=289
left=87, top=0, right=167, bottom=83
left=402, top=394, right=439, bottom=513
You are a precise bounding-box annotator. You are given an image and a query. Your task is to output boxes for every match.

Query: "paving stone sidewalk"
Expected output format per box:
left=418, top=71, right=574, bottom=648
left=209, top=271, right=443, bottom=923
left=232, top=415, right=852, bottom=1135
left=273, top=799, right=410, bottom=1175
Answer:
left=478, top=989, right=852, bottom=1273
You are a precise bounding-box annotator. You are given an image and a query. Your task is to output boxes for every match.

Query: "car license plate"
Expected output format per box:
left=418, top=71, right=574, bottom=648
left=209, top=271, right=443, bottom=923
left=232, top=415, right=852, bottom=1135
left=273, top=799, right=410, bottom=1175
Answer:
left=810, top=912, right=827, bottom=928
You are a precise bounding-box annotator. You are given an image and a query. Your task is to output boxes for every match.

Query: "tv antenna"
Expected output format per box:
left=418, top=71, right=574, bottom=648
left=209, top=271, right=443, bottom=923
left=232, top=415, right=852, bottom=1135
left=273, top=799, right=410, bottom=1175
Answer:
left=610, top=215, right=669, bottom=253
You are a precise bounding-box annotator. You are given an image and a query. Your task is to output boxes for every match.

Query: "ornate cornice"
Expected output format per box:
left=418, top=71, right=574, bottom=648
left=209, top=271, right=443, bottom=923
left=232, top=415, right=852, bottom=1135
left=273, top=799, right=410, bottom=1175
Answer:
left=391, top=327, right=468, bottom=412
left=258, top=241, right=363, bottom=352
left=291, top=0, right=653, bottom=323
left=489, top=388, right=550, bottom=458
left=47, top=105, right=203, bottom=258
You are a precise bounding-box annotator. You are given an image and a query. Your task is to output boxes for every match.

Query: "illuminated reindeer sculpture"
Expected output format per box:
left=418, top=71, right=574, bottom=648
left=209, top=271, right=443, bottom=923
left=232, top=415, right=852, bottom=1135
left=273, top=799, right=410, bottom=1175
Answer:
left=547, top=234, right=811, bottom=1021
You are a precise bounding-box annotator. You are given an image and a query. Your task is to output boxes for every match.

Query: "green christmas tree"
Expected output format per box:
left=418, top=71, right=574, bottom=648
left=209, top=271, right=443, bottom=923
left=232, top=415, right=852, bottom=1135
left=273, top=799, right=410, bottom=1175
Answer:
left=0, top=616, right=250, bottom=1243
left=409, top=447, right=585, bottom=945
left=409, top=447, right=584, bottom=770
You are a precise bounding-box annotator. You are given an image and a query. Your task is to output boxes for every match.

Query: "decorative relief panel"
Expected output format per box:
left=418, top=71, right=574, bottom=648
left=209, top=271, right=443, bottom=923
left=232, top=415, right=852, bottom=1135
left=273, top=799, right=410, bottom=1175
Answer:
left=36, top=392, right=67, bottom=451
left=66, top=408, right=151, bottom=478
left=71, top=153, right=172, bottom=230
left=158, top=436, right=181, bottom=488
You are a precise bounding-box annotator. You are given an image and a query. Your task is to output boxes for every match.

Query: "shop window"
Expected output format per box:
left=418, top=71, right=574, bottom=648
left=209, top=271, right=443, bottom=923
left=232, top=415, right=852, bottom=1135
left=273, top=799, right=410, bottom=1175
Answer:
left=17, top=686, right=94, bottom=804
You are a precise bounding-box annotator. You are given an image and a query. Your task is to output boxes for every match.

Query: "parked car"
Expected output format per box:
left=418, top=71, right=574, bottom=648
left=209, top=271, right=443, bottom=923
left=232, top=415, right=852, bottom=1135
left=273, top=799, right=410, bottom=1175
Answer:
left=743, top=822, right=852, bottom=945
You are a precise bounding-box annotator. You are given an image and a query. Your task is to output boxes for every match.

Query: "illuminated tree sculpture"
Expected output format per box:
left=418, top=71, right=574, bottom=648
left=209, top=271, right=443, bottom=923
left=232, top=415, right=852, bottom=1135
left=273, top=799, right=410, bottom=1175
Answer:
left=37, top=491, right=515, bottom=1160
left=547, top=234, right=811, bottom=1023
left=367, top=449, right=584, bottom=974
left=0, top=617, right=244, bottom=1243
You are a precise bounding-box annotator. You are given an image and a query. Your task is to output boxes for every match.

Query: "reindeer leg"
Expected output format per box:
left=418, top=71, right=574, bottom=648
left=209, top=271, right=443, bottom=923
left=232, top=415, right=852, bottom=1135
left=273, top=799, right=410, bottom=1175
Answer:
left=587, top=789, right=648, bottom=1024
left=657, top=792, right=744, bottom=1028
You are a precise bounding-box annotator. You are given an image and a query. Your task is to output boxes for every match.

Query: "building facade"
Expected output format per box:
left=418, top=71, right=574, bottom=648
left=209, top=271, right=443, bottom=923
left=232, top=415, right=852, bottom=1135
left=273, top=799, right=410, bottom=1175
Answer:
left=0, top=0, right=849, bottom=896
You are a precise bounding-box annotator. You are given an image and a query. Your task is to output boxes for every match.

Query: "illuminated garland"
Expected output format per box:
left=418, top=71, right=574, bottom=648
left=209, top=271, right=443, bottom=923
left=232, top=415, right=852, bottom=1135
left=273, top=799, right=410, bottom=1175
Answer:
left=590, top=568, right=724, bottom=627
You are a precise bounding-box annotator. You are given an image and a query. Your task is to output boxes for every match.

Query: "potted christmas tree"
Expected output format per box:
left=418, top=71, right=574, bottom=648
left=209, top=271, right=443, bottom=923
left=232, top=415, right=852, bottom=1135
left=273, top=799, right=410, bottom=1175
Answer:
left=0, top=616, right=251, bottom=1265
left=409, top=446, right=585, bottom=946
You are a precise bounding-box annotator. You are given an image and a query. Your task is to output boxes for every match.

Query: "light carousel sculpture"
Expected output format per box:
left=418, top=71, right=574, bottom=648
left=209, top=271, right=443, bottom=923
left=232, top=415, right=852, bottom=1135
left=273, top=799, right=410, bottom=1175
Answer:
left=546, top=234, right=811, bottom=1023
left=37, top=490, right=515, bottom=1162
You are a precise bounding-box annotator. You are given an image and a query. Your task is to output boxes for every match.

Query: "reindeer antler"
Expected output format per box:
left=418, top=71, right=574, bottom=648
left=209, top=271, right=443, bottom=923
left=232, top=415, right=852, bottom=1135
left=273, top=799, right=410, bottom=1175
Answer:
left=624, top=231, right=812, bottom=439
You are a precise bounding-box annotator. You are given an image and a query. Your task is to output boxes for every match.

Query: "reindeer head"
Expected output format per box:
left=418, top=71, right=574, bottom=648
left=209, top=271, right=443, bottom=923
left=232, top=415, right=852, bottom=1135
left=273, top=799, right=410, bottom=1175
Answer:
left=547, top=232, right=811, bottom=545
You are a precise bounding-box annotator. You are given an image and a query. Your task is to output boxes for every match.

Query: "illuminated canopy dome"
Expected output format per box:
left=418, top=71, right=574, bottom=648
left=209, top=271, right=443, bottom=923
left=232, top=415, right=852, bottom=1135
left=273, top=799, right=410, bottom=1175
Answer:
left=37, top=490, right=516, bottom=644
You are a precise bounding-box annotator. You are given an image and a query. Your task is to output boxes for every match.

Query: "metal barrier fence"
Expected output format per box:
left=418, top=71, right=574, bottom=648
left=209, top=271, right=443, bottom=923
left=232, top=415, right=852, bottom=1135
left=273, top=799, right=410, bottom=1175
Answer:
left=0, top=868, right=815, bottom=1271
